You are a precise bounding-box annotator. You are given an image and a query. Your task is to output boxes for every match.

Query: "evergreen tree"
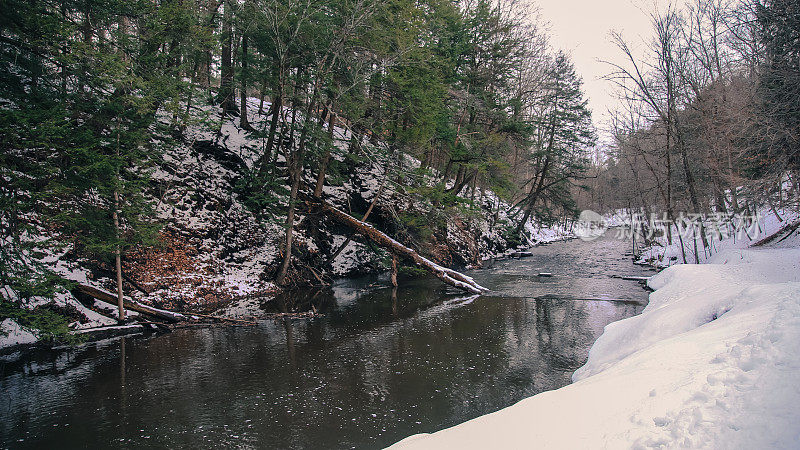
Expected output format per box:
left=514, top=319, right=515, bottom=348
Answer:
left=755, top=0, right=800, bottom=169
left=0, top=0, right=190, bottom=322
left=515, top=52, right=595, bottom=233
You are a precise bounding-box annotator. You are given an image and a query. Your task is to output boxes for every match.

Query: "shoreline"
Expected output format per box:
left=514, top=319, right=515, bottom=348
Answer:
left=388, top=237, right=800, bottom=448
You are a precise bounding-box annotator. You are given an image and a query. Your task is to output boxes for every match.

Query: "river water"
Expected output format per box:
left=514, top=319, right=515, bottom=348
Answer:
left=0, top=231, right=653, bottom=449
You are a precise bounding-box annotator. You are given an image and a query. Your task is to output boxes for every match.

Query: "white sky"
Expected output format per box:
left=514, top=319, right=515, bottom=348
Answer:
left=534, top=0, right=674, bottom=145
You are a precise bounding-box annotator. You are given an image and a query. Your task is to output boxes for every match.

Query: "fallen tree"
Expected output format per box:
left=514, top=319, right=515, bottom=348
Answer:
left=304, top=194, right=490, bottom=294
left=74, top=283, right=189, bottom=322
left=751, top=220, right=800, bottom=247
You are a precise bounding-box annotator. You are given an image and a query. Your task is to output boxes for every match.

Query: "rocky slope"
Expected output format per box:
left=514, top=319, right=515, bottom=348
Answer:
left=1, top=99, right=571, bottom=347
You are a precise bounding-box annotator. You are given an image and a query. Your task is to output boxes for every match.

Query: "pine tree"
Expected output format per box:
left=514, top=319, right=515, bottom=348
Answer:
left=755, top=0, right=800, bottom=169
left=515, top=52, right=595, bottom=233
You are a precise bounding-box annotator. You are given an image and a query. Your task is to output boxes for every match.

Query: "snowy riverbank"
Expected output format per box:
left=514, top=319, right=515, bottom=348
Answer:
left=390, top=233, right=800, bottom=448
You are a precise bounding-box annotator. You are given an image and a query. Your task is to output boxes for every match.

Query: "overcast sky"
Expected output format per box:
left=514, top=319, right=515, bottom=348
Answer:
left=534, top=0, right=669, bottom=145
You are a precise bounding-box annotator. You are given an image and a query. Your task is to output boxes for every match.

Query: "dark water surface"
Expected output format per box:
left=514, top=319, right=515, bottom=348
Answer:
left=0, top=232, right=653, bottom=449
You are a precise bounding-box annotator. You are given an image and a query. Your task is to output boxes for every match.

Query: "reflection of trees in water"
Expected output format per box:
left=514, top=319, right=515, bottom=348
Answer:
left=272, top=292, right=643, bottom=443
left=533, top=298, right=642, bottom=369
left=534, top=298, right=591, bottom=369
left=272, top=294, right=521, bottom=437
left=271, top=286, right=337, bottom=313
left=283, top=317, right=296, bottom=367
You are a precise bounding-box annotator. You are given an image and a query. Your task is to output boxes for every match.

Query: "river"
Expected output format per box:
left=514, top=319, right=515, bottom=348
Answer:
left=0, top=231, right=654, bottom=449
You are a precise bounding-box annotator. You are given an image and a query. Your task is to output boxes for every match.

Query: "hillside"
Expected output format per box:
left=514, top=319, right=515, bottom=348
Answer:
left=0, top=99, right=571, bottom=350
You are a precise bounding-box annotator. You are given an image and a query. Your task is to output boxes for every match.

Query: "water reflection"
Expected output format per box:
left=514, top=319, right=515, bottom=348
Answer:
left=0, top=233, right=652, bottom=449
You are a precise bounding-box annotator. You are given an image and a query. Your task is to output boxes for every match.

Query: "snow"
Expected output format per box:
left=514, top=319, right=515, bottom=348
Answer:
left=636, top=208, right=799, bottom=267
left=330, top=235, right=376, bottom=277
left=72, top=323, right=146, bottom=335
left=389, top=232, right=800, bottom=448
left=5, top=94, right=575, bottom=346
left=0, top=319, right=38, bottom=349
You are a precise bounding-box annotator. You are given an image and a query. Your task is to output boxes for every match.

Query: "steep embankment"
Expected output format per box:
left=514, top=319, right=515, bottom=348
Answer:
left=1, top=99, right=570, bottom=349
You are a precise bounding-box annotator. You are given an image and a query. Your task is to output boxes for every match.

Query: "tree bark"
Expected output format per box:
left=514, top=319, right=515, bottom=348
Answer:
left=313, top=109, right=336, bottom=197
left=219, top=0, right=237, bottom=115
left=239, top=33, right=253, bottom=130
left=75, top=283, right=187, bottom=322
left=258, top=78, right=283, bottom=174
left=516, top=153, right=551, bottom=235
left=113, top=190, right=125, bottom=322
left=305, top=194, right=488, bottom=294
left=276, top=80, right=320, bottom=285
left=113, top=118, right=125, bottom=322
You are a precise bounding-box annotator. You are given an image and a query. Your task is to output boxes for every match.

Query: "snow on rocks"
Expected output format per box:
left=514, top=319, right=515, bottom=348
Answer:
left=389, top=240, right=800, bottom=449
left=330, top=235, right=380, bottom=277
left=9, top=96, right=571, bottom=339
left=0, top=319, right=38, bottom=350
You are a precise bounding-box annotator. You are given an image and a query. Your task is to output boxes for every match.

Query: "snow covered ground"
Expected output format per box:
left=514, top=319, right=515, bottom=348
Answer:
left=636, top=208, right=799, bottom=268
left=389, top=229, right=800, bottom=448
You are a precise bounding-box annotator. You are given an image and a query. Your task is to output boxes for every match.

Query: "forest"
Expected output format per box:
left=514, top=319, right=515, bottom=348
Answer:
left=1, top=0, right=595, bottom=335
left=580, top=0, right=800, bottom=262
left=0, top=0, right=798, bottom=336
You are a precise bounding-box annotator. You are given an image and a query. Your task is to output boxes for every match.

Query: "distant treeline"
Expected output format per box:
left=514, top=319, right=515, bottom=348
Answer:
left=579, top=0, right=800, bottom=225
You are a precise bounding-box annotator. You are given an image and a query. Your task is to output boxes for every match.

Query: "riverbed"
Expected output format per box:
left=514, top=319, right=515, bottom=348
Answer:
left=0, top=232, right=654, bottom=448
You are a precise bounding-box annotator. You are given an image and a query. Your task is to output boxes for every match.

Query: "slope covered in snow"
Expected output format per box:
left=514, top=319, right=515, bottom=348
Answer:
left=635, top=207, right=799, bottom=268
left=389, top=235, right=800, bottom=448
left=2, top=97, right=571, bottom=350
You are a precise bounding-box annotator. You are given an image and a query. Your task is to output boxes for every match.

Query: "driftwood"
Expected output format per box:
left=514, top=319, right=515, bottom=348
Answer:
left=72, top=324, right=153, bottom=340
left=305, top=194, right=489, bottom=294
left=620, top=275, right=650, bottom=281
left=74, top=283, right=188, bottom=322
left=187, top=312, right=256, bottom=325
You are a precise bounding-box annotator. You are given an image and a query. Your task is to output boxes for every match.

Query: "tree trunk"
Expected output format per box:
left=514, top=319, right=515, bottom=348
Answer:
left=676, top=122, right=709, bottom=251
left=258, top=78, right=283, bottom=174
left=219, top=0, right=237, bottom=115
left=313, top=110, right=336, bottom=197
left=258, top=79, right=267, bottom=114
left=239, top=33, right=253, bottom=130
left=516, top=153, right=551, bottom=235
left=113, top=119, right=125, bottom=322
left=276, top=81, right=320, bottom=285
left=306, top=194, right=488, bottom=294
left=113, top=190, right=125, bottom=322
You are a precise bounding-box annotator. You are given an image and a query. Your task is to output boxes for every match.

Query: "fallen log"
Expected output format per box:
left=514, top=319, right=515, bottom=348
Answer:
left=751, top=220, right=800, bottom=247
left=620, top=275, right=650, bottom=282
left=74, top=283, right=188, bottom=322
left=304, top=194, right=489, bottom=294
left=188, top=312, right=256, bottom=325
left=72, top=324, right=153, bottom=341
left=510, top=251, right=533, bottom=258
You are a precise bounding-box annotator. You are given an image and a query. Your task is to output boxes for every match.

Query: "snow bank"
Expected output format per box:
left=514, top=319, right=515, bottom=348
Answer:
left=389, top=243, right=800, bottom=448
